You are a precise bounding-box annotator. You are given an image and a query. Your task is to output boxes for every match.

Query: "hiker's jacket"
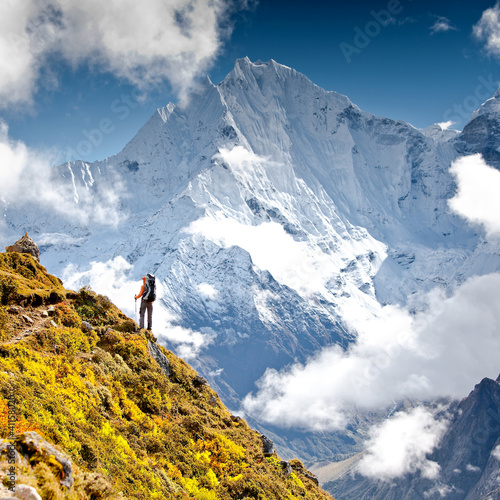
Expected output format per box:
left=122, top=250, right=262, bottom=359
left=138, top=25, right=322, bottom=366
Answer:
left=135, top=277, right=146, bottom=300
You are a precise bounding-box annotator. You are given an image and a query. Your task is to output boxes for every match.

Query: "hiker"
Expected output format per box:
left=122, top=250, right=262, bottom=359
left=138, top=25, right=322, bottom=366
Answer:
left=135, top=273, right=156, bottom=331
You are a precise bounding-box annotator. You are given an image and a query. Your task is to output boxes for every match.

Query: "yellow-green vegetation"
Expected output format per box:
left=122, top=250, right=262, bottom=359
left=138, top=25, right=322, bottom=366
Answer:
left=0, top=252, right=65, bottom=306
left=0, top=252, right=333, bottom=499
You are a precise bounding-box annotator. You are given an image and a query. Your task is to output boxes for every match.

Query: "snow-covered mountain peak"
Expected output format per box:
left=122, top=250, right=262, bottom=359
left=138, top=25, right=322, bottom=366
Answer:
left=455, top=86, right=500, bottom=168
left=467, top=86, right=500, bottom=123
left=420, top=123, right=460, bottom=142
left=222, top=57, right=353, bottom=108
left=229, top=56, right=287, bottom=77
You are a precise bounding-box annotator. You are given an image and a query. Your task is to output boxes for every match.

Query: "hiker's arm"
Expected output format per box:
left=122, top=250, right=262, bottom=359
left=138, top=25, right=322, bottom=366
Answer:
left=135, top=285, right=145, bottom=299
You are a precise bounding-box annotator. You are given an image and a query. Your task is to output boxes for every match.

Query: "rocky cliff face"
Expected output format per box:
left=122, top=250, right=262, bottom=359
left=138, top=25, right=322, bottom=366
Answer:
left=454, top=88, right=500, bottom=168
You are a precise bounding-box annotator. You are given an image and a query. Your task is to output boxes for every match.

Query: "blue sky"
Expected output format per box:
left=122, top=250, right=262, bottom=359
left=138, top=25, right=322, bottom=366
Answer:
left=1, top=0, right=500, bottom=164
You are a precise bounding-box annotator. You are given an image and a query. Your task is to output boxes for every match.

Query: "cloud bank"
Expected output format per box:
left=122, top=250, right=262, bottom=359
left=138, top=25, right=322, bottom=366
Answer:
left=473, top=3, right=500, bottom=59
left=358, top=407, right=449, bottom=481
left=0, top=0, right=244, bottom=107
left=187, top=217, right=338, bottom=297
left=0, top=120, right=125, bottom=229
left=243, top=154, right=500, bottom=433
left=449, top=153, right=500, bottom=237
left=243, top=272, right=500, bottom=431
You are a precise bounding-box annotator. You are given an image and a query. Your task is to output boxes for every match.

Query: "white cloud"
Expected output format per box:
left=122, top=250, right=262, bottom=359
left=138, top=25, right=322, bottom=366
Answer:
left=63, top=256, right=137, bottom=312
left=425, top=484, right=456, bottom=497
left=430, top=16, right=457, bottom=35
left=0, top=2, right=44, bottom=108
left=473, top=3, right=500, bottom=59
left=62, top=256, right=215, bottom=359
left=449, top=154, right=500, bottom=237
left=0, top=0, right=244, bottom=107
left=0, top=120, right=125, bottom=227
left=243, top=272, right=500, bottom=431
left=437, top=120, right=455, bottom=130
left=187, top=216, right=336, bottom=296
left=358, top=407, right=448, bottom=481
left=197, top=282, right=219, bottom=300
left=492, top=444, right=500, bottom=460
left=157, top=323, right=217, bottom=360
left=37, top=233, right=86, bottom=247
left=465, top=464, right=481, bottom=473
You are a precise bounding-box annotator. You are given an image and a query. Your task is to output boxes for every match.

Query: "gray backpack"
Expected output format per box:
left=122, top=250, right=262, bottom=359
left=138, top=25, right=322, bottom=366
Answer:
left=143, top=274, right=156, bottom=302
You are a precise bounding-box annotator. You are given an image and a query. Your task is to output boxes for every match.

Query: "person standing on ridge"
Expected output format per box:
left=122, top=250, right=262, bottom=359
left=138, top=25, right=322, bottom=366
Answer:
left=135, top=273, right=156, bottom=331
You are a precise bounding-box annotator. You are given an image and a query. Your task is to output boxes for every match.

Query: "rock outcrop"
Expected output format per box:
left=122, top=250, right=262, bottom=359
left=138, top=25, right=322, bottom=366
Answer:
left=15, top=432, right=74, bottom=489
left=5, top=234, right=39, bottom=263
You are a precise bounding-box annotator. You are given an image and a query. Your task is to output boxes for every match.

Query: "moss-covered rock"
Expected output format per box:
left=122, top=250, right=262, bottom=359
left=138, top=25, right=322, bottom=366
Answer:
left=0, top=253, right=65, bottom=306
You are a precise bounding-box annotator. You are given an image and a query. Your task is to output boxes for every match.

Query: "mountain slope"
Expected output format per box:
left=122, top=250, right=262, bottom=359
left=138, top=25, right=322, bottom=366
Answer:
left=454, top=87, right=500, bottom=168
left=322, top=376, right=500, bottom=500
left=0, top=248, right=332, bottom=499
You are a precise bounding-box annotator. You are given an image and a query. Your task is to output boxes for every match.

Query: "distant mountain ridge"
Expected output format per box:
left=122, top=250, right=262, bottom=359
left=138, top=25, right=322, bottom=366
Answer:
left=322, top=375, right=500, bottom=499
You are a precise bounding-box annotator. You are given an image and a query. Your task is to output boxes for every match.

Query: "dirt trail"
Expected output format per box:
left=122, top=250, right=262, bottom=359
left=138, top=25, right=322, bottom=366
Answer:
left=2, top=306, right=55, bottom=346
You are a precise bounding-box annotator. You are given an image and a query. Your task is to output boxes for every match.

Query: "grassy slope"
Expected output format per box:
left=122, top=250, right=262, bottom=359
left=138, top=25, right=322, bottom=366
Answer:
left=0, top=252, right=333, bottom=500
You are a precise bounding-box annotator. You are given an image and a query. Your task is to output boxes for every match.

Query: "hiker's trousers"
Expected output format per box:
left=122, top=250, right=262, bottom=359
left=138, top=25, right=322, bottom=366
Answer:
left=139, top=300, right=153, bottom=330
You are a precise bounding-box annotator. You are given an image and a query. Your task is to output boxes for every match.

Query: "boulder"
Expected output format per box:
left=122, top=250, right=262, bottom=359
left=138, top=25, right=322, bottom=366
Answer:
left=303, top=472, right=319, bottom=486
left=22, top=315, right=34, bottom=325
left=81, top=321, right=94, bottom=332
left=0, top=440, right=25, bottom=466
left=261, top=434, right=274, bottom=456
left=14, top=432, right=73, bottom=489
left=193, top=375, right=207, bottom=388
left=5, top=234, right=40, bottom=263
left=11, top=484, right=41, bottom=500
left=147, top=341, right=171, bottom=377
left=280, top=460, right=292, bottom=476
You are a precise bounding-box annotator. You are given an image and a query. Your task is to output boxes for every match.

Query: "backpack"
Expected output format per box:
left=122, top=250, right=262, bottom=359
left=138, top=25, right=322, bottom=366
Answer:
left=143, top=273, right=156, bottom=302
